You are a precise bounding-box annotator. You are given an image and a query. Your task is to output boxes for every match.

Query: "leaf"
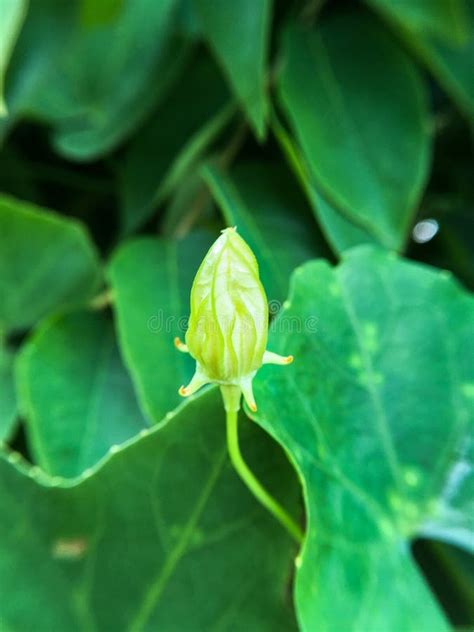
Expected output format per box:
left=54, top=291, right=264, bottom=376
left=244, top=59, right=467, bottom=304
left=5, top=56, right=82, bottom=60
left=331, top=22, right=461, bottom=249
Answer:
left=0, top=388, right=300, bottom=631
left=365, top=0, right=469, bottom=45
left=272, top=114, right=376, bottom=255
left=252, top=246, right=474, bottom=631
left=193, top=0, right=271, bottom=138
left=202, top=161, right=327, bottom=305
left=0, top=0, right=76, bottom=144
left=0, top=0, right=28, bottom=116
left=80, top=0, right=123, bottom=26
left=365, top=0, right=474, bottom=119
left=0, top=194, right=101, bottom=333
left=278, top=10, right=432, bottom=251
left=108, top=231, right=215, bottom=422
left=16, top=311, right=149, bottom=477
left=313, top=194, right=376, bottom=253
left=118, top=53, right=233, bottom=234
left=2, top=0, right=188, bottom=160
left=0, top=345, right=17, bottom=442
left=161, top=162, right=214, bottom=237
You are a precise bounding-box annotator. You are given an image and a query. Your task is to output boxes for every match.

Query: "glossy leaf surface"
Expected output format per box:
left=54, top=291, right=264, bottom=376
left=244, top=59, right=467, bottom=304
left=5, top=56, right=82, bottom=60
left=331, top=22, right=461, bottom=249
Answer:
left=16, top=311, right=149, bottom=477
left=0, top=194, right=101, bottom=333
left=253, top=247, right=473, bottom=631
left=0, top=388, right=300, bottom=631
left=278, top=11, right=431, bottom=250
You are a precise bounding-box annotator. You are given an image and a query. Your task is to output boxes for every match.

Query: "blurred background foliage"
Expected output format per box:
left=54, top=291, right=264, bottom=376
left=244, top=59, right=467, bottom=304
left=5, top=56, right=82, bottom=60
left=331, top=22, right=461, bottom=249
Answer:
left=0, top=0, right=473, bottom=630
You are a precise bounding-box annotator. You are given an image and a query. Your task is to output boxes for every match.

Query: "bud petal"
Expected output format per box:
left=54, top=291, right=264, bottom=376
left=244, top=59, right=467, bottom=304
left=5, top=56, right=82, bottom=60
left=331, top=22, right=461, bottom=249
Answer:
left=176, top=227, right=293, bottom=412
left=185, top=227, right=268, bottom=382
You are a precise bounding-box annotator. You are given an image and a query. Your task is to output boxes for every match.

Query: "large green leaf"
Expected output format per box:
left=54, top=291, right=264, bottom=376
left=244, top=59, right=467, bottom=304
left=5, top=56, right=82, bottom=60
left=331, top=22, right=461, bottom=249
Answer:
left=2, top=0, right=188, bottom=160
left=252, top=246, right=473, bottom=631
left=16, top=311, right=149, bottom=477
left=366, top=0, right=474, bottom=119
left=194, top=0, right=271, bottom=138
left=0, top=388, right=299, bottom=631
left=0, top=345, right=17, bottom=442
left=278, top=10, right=432, bottom=251
left=0, top=0, right=28, bottom=116
left=273, top=114, right=376, bottom=255
left=0, top=194, right=101, bottom=333
left=118, top=53, right=233, bottom=234
left=108, top=232, right=215, bottom=422
left=202, top=161, right=327, bottom=305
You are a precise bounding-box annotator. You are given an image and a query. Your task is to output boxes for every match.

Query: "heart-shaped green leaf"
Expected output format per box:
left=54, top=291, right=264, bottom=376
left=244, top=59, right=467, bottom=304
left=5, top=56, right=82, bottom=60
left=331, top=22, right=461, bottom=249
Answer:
left=0, top=388, right=300, bottom=631
left=253, top=246, right=473, bottom=631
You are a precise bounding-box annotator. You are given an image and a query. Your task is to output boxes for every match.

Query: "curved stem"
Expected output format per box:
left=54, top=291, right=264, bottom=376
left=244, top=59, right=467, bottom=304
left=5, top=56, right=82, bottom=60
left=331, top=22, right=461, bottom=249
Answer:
left=225, top=409, right=304, bottom=544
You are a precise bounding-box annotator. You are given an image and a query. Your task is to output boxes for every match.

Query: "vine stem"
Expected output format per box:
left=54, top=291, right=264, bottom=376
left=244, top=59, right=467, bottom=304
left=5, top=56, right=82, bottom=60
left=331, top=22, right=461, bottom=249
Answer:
left=225, top=408, right=304, bottom=544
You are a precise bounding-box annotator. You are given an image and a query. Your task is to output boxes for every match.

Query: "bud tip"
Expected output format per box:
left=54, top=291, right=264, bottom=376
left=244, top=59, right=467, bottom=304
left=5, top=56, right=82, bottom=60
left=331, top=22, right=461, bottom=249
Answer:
left=220, top=225, right=237, bottom=235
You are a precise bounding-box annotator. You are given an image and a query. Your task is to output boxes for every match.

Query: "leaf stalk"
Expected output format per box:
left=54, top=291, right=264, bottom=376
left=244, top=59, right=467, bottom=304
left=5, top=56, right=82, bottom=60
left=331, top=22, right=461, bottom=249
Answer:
left=225, top=408, right=304, bottom=545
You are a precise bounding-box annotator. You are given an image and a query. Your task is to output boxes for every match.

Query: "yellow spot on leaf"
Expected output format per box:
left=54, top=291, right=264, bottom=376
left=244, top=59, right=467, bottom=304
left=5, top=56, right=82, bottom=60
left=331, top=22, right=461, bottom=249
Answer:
left=403, top=467, right=421, bottom=487
left=52, top=538, right=88, bottom=560
left=461, top=383, right=474, bottom=399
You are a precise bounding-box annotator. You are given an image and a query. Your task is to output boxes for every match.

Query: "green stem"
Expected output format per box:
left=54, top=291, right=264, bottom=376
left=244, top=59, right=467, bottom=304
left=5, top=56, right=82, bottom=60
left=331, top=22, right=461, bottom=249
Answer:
left=225, top=408, right=304, bottom=544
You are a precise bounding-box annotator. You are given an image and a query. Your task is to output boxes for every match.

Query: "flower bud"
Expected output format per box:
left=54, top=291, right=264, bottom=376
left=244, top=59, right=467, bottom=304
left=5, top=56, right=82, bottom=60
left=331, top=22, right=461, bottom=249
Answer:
left=176, top=227, right=293, bottom=412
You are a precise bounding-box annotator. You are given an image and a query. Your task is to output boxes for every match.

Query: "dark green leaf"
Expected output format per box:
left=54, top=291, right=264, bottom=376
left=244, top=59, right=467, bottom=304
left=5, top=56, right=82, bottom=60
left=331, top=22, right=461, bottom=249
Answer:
left=2, top=0, right=189, bottom=160
left=161, top=162, right=215, bottom=237
left=0, top=194, right=101, bottom=333
left=278, top=10, right=432, bottom=250
left=80, top=0, right=124, bottom=26
left=273, top=114, right=376, bottom=255
left=16, top=311, right=149, bottom=477
left=0, top=345, right=17, bottom=442
left=366, top=0, right=474, bottom=119
left=118, top=54, right=233, bottom=234
left=194, top=0, right=271, bottom=138
left=108, top=232, right=215, bottom=421
left=253, top=246, right=473, bottom=631
left=0, top=388, right=299, bottom=631
left=365, top=0, right=468, bottom=45
left=203, top=161, right=327, bottom=304
left=0, top=0, right=27, bottom=116
left=0, top=0, right=76, bottom=144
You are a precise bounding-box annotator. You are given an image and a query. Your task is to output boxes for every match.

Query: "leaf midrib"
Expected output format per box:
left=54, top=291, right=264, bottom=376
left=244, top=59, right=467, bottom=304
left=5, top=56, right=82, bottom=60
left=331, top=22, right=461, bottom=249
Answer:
left=128, top=446, right=228, bottom=631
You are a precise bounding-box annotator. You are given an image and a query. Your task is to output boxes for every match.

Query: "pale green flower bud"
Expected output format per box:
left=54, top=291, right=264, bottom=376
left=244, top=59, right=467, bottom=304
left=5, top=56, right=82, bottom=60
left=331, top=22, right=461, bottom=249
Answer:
left=175, top=227, right=293, bottom=412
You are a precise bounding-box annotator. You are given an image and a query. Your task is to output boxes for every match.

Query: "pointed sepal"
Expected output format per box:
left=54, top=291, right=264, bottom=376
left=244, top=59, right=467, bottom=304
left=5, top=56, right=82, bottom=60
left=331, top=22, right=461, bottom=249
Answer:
left=240, top=375, right=257, bottom=412
left=263, top=350, right=293, bottom=366
left=178, top=366, right=209, bottom=398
